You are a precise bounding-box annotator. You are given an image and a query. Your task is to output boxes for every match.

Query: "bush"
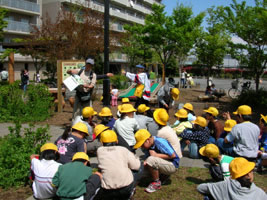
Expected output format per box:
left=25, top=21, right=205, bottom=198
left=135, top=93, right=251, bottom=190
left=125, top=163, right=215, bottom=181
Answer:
left=110, top=75, right=128, bottom=89
left=0, top=82, right=54, bottom=122
left=232, top=88, right=267, bottom=109
left=0, top=122, right=50, bottom=188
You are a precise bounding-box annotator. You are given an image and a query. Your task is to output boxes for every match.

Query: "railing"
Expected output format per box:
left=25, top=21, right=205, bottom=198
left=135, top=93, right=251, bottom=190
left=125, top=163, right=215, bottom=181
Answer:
left=0, top=0, right=40, bottom=13
left=4, top=20, right=33, bottom=33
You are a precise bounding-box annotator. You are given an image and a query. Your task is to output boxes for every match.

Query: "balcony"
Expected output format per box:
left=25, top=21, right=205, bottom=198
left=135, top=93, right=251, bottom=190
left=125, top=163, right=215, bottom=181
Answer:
left=4, top=20, right=33, bottom=35
left=0, top=0, right=40, bottom=14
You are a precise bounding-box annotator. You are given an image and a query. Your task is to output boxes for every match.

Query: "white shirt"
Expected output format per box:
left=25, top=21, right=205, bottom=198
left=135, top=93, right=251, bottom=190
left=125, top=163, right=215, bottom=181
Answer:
left=111, top=89, right=118, bottom=96
left=31, top=159, right=61, bottom=199
left=113, top=116, right=139, bottom=146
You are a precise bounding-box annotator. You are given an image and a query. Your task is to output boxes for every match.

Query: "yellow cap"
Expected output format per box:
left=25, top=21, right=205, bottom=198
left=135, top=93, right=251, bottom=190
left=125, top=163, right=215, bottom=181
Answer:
left=119, top=104, right=136, bottom=113
left=233, top=105, right=252, bottom=115
left=175, top=108, right=188, bottom=118
left=100, top=130, right=118, bottom=143
left=153, top=108, right=169, bottom=126
left=72, top=122, right=89, bottom=135
left=224, top=120, right=237, bottom=132
left=72, top=152, right=89, bottom=161
left=199, top=144, right=219, bottom=158
left=193, top=116, right=207, bottom=127
left=94, top=124, right=109, bottom=138
left=40, top=143, right=58, bottom=152
left=134, top=129, right=151, bottom=149
left=183, top=103, right=193, bottom=111
left=171, top=88, right=180, bottom=100
left=82, top=107, right=97, bottom=118
left=99, top=107, right=113, bottom=117
left=204, top=107, right=219, bottom=117
left=137, top=104, right=150, bottom=113
left=122, top=98, right=130, bottom=103
left=229, top=157, right=255, bottom=179
left=261, top=114, right=267, bottom=123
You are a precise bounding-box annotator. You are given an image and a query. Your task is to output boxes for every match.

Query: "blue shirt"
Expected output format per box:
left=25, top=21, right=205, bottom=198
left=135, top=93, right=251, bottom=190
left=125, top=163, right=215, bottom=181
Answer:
left=259, top=132, right=267, bottom=151
left=106, top=118, right=116, bottom=129
left=150, top=136, right=180, bottom=168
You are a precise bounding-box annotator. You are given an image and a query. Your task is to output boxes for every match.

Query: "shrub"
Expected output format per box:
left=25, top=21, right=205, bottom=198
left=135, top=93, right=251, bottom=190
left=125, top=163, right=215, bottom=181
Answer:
left=0, top=82, right=54, bottom=122
left=232, top=88, right=267, bottom=109
left=110, top=75, right=128, bottom=89
left=0, top=122, right=50, bottom=188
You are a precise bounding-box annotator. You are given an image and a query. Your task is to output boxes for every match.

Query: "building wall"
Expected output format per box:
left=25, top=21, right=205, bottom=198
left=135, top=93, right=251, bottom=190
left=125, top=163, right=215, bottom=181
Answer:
left=0, top=0, right=43, bottom=81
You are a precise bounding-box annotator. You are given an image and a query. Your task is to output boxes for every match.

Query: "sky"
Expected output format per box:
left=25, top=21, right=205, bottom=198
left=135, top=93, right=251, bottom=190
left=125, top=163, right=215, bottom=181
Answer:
left=162, top=0, right=256, bottom=16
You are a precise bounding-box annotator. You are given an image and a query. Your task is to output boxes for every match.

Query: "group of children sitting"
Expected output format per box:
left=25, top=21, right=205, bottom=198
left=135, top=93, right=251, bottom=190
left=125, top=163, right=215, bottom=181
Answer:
left=30, top=98, right=267, bottom=200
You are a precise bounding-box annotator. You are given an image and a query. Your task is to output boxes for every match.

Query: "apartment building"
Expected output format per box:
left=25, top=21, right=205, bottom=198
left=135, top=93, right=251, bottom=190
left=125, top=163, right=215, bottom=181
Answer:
left=42, top=0, right=162, bottom=72
left=0, top=0, right=42, bottom=80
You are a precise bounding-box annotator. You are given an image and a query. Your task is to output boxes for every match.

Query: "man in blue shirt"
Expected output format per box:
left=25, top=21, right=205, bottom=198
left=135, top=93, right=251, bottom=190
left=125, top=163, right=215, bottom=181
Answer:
left=134, top=128, right=179, bottom=193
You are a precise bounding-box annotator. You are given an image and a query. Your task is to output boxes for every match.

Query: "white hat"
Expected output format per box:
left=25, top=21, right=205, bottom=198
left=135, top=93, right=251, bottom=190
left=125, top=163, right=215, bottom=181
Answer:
left=86, top=58, right=94, bottom=65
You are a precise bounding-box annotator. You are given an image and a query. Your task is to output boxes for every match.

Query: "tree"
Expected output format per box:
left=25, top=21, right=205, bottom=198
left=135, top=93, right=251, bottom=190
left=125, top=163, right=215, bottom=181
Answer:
left=216, top=0, right=267, bottom=91
left=143, top=3, right=204, bottom=83
left=0, top=7, right=8, bottom=42
left=195, top=8, right=230, bottom=86
left=14, top=4, right=108, bottom=79
left=122, top=24, right=153, bottom=68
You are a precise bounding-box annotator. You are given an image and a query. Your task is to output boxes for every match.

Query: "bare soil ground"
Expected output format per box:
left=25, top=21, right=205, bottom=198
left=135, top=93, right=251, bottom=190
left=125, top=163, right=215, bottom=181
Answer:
left=40, top=88, right=233, bottom=127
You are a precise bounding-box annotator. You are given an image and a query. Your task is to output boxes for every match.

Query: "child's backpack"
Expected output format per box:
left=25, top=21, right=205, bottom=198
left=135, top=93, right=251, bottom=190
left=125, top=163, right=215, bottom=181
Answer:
left=157, top=126, right=183, bottom=158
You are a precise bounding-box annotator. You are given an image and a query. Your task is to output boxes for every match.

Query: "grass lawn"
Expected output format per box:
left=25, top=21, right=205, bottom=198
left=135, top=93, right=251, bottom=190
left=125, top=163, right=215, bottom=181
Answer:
left=0, top=167, right=266, bottom=199
left=134, top=167, right=267, bottom=200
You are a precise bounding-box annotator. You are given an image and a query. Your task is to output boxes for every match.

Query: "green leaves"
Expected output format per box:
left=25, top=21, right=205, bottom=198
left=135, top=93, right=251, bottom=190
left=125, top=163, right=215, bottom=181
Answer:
left=0, top=122, right=50, bottom=188
left=0, top=82, right=53, bottom=122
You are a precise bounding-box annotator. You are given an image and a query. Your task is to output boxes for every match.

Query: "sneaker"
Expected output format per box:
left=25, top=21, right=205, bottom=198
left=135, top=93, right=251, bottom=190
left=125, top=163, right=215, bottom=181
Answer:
left=145, top=180, right=161, bottom=193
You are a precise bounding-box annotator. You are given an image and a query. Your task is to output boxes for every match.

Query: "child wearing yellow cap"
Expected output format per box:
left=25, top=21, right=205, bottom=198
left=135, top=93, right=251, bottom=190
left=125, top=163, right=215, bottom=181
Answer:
left=199, top=144, right=234, bottom=181
left=113, top=104, right=139, bottom=153
left=197, top=158, right=267, bottom=200
left=257, top=114, right=267, bottom=172
left=55, top=122, right=88, bottom=164
left=218, top=105, right=260, bottom=161
left=30, top=143, right=61, bottom=199
left=180, top=116, right=210, bottom=159
left=52, top=152, right=101, bottom=200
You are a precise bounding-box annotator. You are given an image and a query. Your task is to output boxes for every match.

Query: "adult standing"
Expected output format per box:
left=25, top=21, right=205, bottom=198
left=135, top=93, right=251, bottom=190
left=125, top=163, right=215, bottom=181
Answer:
left=67, top=58, right=97, bottom=119
left=157, top=77, right=179, bottom=112
left=181, top=70, right=187, bottom=88
left=21, top=69, right=29, bottom=92
left=217, top=105, right=260, bottom=161
left=122, top=64, right=151, bottom=108
left=0, top=68, right=8, bottom=82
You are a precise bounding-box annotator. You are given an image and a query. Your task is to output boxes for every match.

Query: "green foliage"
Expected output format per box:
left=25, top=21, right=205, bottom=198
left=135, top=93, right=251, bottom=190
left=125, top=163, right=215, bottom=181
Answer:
left=110, top=75, right=128, bottom=89
left=0, top=7, right=8, bottom=41
left=0, top=82, right=54, bottom=122
left=195, top=7, right=230, bottom=86
left=0, top=122, right=50, bottom=188
left=213, top=0, right=267, bottom=91
left=232, top=88, right=267, bottom=109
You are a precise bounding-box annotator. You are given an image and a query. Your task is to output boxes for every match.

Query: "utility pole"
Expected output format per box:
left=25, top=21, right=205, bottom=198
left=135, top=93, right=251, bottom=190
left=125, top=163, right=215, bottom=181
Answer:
left=103, top=0, right=110, bottom=106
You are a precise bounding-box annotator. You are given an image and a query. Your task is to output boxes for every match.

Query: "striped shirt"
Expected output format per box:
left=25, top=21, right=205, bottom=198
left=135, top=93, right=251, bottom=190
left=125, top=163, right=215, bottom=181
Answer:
left=220, top=155, right=234, bottom=179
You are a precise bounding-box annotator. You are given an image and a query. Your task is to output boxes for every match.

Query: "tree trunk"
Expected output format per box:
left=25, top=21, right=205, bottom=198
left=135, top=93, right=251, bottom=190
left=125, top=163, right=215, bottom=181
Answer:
left=8, top=52, right=14, bottom=84
left=255, top=72, right=260, bottom=92
left=162, top=63, right=165, bottom=84
left=207, top=66, right=210, bottom=87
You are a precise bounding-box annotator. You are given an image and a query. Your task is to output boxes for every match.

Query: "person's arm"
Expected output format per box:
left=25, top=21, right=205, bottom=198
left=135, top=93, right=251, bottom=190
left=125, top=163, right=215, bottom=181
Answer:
left=157, top=87, right=167, bottom=106
left=127, top=151, right=141, bottom=170
left=96, top=73, right=113, bottom=80
left=125, top=72, right=136, bottom=82
left=51, top=168, right=60, bottom=188
left=224, top=132, right=234, bottom=144
left=197, top=183, right=211, bottom=195
left=67, top=69, right=79, bottom=75
left=149, top=150, right=176, bottom=160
